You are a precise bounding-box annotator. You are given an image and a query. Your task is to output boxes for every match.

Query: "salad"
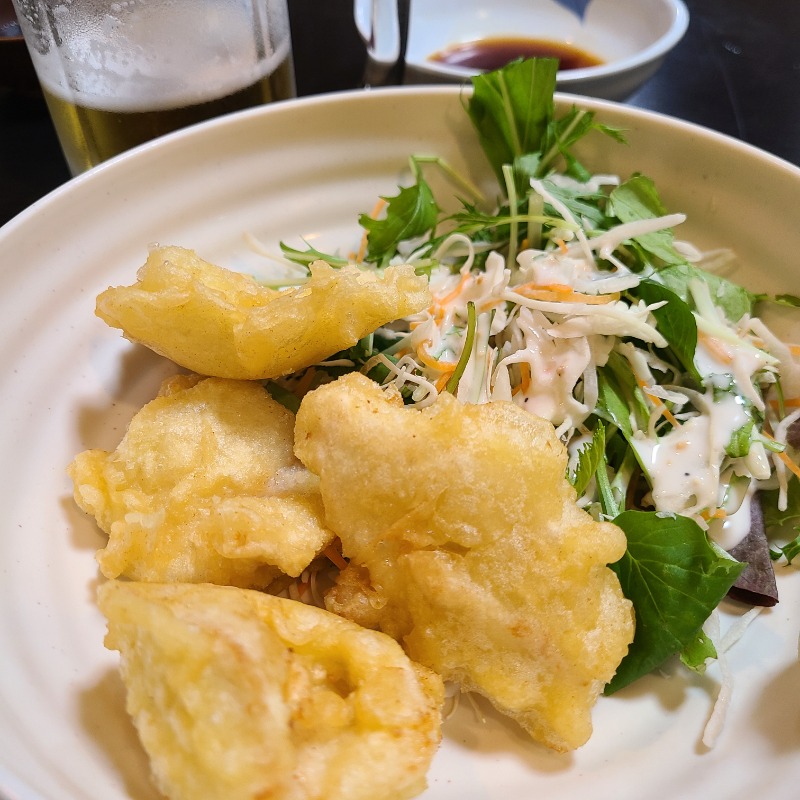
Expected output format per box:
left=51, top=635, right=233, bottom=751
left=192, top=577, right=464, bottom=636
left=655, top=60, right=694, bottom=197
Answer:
left=271, top=59, right=800, bottom=726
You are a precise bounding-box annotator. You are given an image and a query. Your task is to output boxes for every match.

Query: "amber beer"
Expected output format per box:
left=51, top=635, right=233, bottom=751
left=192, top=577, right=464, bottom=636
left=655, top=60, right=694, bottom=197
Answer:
left=41, top=57, right=294, bottom=174
left=14, top=0, right=295, bottom=174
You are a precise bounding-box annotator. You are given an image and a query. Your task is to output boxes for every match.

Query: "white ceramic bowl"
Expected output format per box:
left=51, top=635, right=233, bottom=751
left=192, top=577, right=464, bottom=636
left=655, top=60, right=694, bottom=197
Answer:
left=404, top=0, right=689, bottom=100
left=1, top=87, right=799, bottom=799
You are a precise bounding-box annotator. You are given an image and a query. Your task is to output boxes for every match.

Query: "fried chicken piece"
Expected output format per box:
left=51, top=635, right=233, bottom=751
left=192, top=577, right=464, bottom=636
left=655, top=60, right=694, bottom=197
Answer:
left=95, top=246, right=431, bottom=380
left=69, top=375, right=332, bottom=587
left=99, top=580, right=444, bottom=800
left=294, top=373, right=635, bottom=752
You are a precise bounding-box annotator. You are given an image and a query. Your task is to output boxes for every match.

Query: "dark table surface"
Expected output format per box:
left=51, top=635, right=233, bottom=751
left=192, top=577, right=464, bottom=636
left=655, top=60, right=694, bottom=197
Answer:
left=2, top=0, right=799, bottom=229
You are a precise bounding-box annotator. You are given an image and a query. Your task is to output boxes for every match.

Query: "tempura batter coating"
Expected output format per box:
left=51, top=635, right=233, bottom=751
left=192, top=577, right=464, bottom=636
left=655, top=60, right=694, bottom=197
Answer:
left=99, top=580, right=444, bottom=800
left=69, top=375, right=332, bottom=587
left=95, top=246, right=431, bottom=380
left=295, top=373, right=635, bottom=752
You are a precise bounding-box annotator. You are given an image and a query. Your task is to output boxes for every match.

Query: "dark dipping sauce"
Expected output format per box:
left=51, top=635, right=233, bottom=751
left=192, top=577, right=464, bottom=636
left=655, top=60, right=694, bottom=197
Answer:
left=430, top=36, right=604, bottom=72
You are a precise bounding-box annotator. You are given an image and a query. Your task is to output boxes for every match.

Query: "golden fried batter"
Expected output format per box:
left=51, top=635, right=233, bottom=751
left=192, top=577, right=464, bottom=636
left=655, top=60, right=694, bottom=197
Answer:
left=69, top=375, right=332, bottom=587
left=294, top=373, right=635, bottom=752
left=99, top=580, right=444, bottom=800
left=95, top=246, right=431, bottom=380
left=324, top=563, right=387, bottom=631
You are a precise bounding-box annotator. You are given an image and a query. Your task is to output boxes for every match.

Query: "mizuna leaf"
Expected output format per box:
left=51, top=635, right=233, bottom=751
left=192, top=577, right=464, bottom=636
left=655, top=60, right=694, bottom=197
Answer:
left=359, top=179, right=439, bottom=267
left=466, top=58, right=558, bottom=188
left=569, top=423, right=606, bottom=497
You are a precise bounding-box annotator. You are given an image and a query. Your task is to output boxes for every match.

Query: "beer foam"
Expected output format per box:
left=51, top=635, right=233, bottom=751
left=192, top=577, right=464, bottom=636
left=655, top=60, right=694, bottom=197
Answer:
left=30, top=0, right=291, bottom=112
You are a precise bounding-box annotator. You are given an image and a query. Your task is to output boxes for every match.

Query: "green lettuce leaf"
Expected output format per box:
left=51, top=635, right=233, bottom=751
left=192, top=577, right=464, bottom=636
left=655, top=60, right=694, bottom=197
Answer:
left=655, top=263, right=756, bottom=323
left=680, top=628, right=718, bottom=673
left=596, top=351, right=650, bottom=438
left=606, top=510, right=745, bottom=694
left=634, top=280, right=701, bottom=384
left=606, top=175, right=687, bottom=267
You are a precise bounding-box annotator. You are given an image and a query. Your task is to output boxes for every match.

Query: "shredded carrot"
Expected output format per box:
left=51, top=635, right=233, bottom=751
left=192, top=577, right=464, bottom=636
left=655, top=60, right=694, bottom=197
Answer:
left=324, top=545, right=348, bottom=571
left=657, top=401, right=680, bottom=428
left=477, top=297, right=504, bottom=314
left=514, top=282, right=620, bottom=305
left=697, top=330, right=734, bottom=365
left=777, top=450, right=800, bottom=481
left=533, top=283, right=574, bottom=294
left=424, top=304, right=446, bottom=325
left=555, top=238, right=568, bottom=255
left=640, top=382, right=681, bottom=428
left=435, top=372, right=452, bottom=392
left=435, top=270, right=472, bottom=307
left=512, top=362, right=532, bottom=396
left=293, top=367, right=317, bottom=396
left=762, top=431, right=800, bottom=481
left=356, top=198, right=387, bottom=263
left=663, top=406, right=679, bottom=427
left=701, top=508, right=728, bottom=521
left=769, top=396, right=800, bottom=410
left=416, top=342, right=456, bottom=372
left=418, top=344, right=456, bottom=392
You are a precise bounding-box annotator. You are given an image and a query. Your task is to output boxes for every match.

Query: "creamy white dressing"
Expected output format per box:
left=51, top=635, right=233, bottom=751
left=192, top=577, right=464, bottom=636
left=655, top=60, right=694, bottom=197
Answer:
left=632, top=394, right=750, bottom=519
left=500, top=309, right=593, bottom=425
left=748, top=316, right=800, bottom=400
left=693, top=320, right=774, bottom=412
left=708, top=488, right=755, bottom=550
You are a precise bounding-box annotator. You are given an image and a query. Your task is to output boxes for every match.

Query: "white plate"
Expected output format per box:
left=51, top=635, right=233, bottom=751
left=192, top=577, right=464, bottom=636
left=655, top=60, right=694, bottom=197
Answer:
left=1, top=87, right=799, bottom=800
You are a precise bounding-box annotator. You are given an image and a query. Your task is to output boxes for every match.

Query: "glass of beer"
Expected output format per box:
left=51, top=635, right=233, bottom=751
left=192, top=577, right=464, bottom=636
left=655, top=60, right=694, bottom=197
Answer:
left=11, top=0, right=296, bottom=175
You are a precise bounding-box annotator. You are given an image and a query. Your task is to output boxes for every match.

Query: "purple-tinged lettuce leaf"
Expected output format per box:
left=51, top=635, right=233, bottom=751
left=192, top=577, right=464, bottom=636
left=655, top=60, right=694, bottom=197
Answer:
left=786, top=416, right=800, bottom=450
left=727, top=494, right=779, bottom=607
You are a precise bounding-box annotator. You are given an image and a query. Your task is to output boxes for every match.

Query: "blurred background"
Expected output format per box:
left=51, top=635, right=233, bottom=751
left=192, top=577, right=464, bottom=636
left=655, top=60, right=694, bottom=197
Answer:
left=2, top=0, right=799, bottom=227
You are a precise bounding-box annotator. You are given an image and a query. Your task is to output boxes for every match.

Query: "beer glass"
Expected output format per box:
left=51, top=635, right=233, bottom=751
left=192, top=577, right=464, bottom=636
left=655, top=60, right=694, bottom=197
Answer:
left=11, top=0, right=296, bottom=175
